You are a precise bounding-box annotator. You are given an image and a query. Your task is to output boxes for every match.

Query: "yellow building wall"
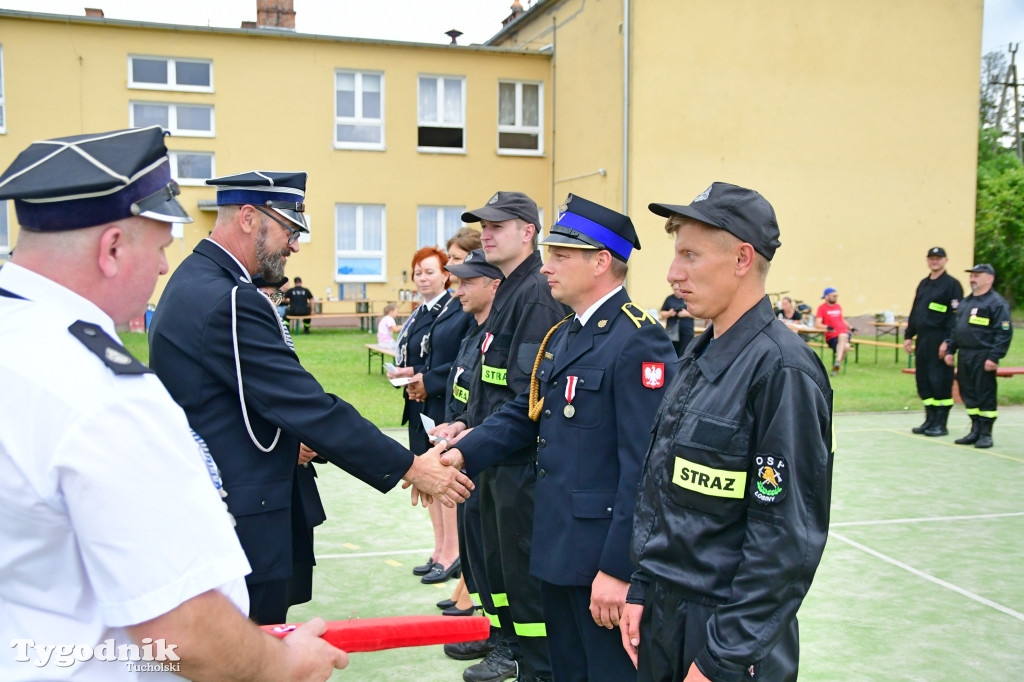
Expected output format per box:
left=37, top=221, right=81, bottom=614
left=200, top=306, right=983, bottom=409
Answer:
left=495, top=0, right=983, bottom=317
left=0, top=13, right=551, bottom=305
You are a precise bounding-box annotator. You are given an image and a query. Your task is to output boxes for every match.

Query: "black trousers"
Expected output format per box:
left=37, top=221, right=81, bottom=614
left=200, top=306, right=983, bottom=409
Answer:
left=958, top=349, right=998, bottom=414
left=914, top=332, right=955, bottom=402
left=458, top=472, right=499, bottom=623
left=540, top=581, right=636, bottom=682
left=479, top=462, right=551, bottom=678
left=247, top=578, right=290, bottom=626
left=637, top=579, right=798, bottom=682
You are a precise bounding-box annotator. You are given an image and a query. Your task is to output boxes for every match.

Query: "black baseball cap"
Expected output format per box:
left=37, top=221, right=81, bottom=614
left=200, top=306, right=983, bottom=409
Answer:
left=927, top=247, right=947, bottom=258
left=542, top=193, right=640, bottom=262
left=445, top=248, right=504, bottom=280
left=649, top=182, right=781, bottom=261
left=462, top=191, right=542, bottom=231
left=966, top=263, right=995, bottom=275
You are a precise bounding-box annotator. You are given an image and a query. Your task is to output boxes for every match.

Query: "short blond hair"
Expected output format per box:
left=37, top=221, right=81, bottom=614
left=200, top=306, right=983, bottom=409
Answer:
left=665, top=215, right=770, bottom=281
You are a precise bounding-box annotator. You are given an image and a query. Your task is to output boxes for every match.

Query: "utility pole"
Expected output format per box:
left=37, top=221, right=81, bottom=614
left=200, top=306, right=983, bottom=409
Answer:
left=992, top=43, right=1023, bottom=161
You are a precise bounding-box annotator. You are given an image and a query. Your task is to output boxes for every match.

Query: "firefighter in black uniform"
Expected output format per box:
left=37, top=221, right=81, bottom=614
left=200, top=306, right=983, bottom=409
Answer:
left=620, top=183, right=834, bottom=682
left=433, top=192, right=570, bottom=682
left=943, top=264, right=1013, bottom=449
left=903, top=246, right=963, bottom=436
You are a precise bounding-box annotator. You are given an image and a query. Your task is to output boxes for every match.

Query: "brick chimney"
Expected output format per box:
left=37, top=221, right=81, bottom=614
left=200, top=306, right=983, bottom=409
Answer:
left=501, top=1, right=524, bottom=28
left=84, top=7, right=104, bottom=18
left=256, top=0, right=295, bottom=29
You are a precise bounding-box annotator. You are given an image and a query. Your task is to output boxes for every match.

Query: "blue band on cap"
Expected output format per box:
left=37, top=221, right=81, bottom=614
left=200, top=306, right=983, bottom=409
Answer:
left=555, top=211, right=633, bottom=260
left=216, top=188, right=302, bottom=207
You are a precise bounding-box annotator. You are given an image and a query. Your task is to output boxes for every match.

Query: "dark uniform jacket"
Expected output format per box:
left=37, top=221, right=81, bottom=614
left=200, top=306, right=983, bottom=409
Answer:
left=946, top=288, right=1012, bottom=360
left=628, top=297, right=834, bottom=680
left=149, top=240, right=413, bottom=584
left=445, top=321, right=485, bottom=423
left=458, top=289, right=676, bottom=586
left=396, top=292, right=447, bottom=429
left=463, top=250, right=571, bottom=433
left=284, top=285, right=313, bottom=316
left=420, top=295, right=474, bottom=426
left=905, top=272, right=963, bottom=341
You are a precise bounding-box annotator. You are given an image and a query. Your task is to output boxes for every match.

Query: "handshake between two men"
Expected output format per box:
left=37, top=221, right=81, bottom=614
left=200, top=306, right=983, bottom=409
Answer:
left=403, top=421, right=473, bottom=507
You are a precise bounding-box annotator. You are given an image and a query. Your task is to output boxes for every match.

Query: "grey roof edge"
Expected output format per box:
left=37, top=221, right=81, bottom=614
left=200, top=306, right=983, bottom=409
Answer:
left=484, top=0, right=560, bottom=47
left=0, top=8, right=548, bottom=56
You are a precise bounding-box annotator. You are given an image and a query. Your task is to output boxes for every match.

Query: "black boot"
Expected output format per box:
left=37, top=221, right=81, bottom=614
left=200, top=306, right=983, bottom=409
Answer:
left=974, top=418, right=994, bottom=449
left=954, top=416, right=980, bottom=445
left=913, top=405, right=936, bottom=434
left=924, top=406, right=950, bottom=437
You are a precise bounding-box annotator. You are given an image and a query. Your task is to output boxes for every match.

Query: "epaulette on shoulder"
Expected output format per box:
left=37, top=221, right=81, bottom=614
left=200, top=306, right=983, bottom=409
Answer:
left=621, top=302, right=659, bottom=328
left=68, top=321, right=153, bottom=376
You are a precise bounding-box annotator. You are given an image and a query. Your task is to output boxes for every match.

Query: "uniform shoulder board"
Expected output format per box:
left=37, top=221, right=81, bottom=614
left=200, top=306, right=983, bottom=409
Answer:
left=621, top=302, right=659, bottom=328
left=68, top=321, right=153, bottom=376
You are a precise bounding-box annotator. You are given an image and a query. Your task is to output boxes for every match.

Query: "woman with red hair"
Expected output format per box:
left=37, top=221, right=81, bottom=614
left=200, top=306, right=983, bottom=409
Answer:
left=388, top=245, right=473, bottom=584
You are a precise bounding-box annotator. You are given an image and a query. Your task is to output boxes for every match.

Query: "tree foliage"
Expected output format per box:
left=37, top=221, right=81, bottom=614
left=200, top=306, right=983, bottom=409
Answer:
left=976, top=52, right=1024, bottom=308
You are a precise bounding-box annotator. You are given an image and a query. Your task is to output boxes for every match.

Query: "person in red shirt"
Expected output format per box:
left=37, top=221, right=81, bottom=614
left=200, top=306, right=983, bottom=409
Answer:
left=815, top=287, right=850, bottom=376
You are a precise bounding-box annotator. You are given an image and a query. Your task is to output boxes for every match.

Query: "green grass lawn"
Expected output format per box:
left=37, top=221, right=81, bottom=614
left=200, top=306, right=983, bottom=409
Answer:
left=123, top=325, right=1024, bottom=418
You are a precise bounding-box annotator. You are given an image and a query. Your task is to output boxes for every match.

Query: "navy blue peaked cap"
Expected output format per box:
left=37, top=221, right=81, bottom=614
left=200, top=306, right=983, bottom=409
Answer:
left=0, top=126, right=191, bottom=230
left=207, top=170, right=308, bottom=231
left=542, top=193, right=639, bottom=262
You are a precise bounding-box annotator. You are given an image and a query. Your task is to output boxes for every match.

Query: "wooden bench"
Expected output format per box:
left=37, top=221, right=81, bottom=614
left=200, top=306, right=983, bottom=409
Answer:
left=850, top=337, right=908, bottom=365
left=365, top=343, right=396, bottom=374
left=902, top=366, right=1024, bottom=403
left=285, top=312, right=377, bottom=332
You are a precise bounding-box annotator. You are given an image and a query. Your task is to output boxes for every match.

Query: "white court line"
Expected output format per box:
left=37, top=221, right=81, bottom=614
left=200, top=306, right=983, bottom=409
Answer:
left=318, top=548, right=433, bottom=560
left=829, top=532, right=1024, bottom=622
left=832, top=511, right=1024, bottom=527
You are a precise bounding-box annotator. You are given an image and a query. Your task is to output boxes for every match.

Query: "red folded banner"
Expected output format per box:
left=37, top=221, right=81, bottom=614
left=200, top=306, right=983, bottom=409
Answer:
left=261, top=615, right=490, bottom=653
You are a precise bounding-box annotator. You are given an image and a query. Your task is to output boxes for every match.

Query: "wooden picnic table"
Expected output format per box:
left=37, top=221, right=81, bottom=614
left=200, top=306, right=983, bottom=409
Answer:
left=365, top=343, right=397, bottom=374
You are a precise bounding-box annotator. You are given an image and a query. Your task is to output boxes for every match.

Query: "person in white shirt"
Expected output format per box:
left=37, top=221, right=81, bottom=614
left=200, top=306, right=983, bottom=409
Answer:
left=0, top=126, right=346, bottom=681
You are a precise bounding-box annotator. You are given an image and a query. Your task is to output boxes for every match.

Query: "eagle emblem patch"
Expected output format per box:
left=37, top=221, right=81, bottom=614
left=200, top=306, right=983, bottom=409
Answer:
left=642, top=362, right=664, bottom=389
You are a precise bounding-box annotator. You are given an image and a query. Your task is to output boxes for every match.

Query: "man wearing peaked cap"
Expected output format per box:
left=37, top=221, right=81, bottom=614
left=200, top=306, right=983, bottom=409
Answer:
left=0, top=127, right=348, bottom=678
left=903, top=247, right=963, bottom=437
left=149, top=169, right=473, bottom=626
left=621, top=183, right=834, bottom=682
left=434, top=189, right=569, bottom=682
left=436, top=194, right=676, bottom=682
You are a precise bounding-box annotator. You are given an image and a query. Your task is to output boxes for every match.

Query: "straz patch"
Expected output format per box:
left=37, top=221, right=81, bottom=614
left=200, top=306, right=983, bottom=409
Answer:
left=751, top=455, right=787, bottom=505
left=642, top=362, right=665, bottom=389
left=672, top=457, right=745, bottom=498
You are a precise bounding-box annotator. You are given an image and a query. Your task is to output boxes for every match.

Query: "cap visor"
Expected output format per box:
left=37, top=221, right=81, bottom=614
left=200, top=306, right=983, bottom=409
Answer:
left=274, top=207, right=308, bottom=232
left=540, top=232, right=599, bottom=249
left=462, top=206, right=520, bottom=223
left=648, top=202, right=721, bottom=228
left=139, top=196, right=193, bottom=224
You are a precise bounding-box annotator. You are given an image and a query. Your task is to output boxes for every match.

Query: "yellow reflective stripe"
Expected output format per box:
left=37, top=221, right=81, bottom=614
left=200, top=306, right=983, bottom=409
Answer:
left=491, top=593, right=509, bottom=608
left=922, top=398, right=936, bottom=406
left=969, top=315, right=990, bottom=326
left=513, top=622, right=547, bottom=637
left=831, top=420, right=837, bottom=452
left=928, top=302, right=948, bottom=313
left=966, top=407, right=980, bottom=416
left=978, top=410, right=998, bottom=418
left=672, top=457, right=746, bottom=498
left=453, top=384, right=469, bottom=403
left=481, top=365, right=507, bottom=386
left=487, top=612, right=501, bottom=627
left=933, top=398, right=954, bottom=407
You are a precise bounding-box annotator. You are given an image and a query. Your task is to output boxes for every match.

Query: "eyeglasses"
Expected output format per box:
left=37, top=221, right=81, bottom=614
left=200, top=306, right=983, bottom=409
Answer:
left=254, top=205, right=302, bottom=245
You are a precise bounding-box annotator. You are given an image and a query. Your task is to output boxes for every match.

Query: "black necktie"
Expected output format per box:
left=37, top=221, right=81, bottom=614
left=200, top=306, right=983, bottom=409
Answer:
left=566, top=318, right=583, bottom=345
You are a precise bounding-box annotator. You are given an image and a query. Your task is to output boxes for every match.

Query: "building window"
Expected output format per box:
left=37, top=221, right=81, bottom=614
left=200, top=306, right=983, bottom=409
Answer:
left=498, top=81, right=542, bottom=154
left=130, top=102, right=214, bottom=137
left=335, top=70, right=384, bottom=149
left=417, top=206, right=465, bottom=249
left=335, top=203, right=386, bottom=282
left=0, top=46, right=5, bottom=133
left=418, top=75, right=465, bottom=152
left=128, top=56, right=213, bottom=92
left=0, top=201, right=9, bottom=257
left=169, top=151, right=214, bottom=186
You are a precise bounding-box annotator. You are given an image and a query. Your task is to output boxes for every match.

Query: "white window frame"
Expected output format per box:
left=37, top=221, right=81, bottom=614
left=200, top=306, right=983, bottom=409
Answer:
left=417, top=205, right=466, bottom=249
left=0, top=45, right=6, bottom=134
left=417, top=74, right=466, bottom=154
left=335, top=203, right=387, bottom=283
left=130, top=101, right=215, bottom=137
left=334, top=69, right=385, bottom=151
left=168, top=151, right=215, bottom=187
left=497, top=80, right=543, bottom=156
left=127, top=55, right=213, bottom=93
left=0, top=201, right=9, bottom=257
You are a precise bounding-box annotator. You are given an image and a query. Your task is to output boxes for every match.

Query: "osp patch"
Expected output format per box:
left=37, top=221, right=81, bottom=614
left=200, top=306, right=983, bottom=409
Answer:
left=751, top=455, right=787, bottom=504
